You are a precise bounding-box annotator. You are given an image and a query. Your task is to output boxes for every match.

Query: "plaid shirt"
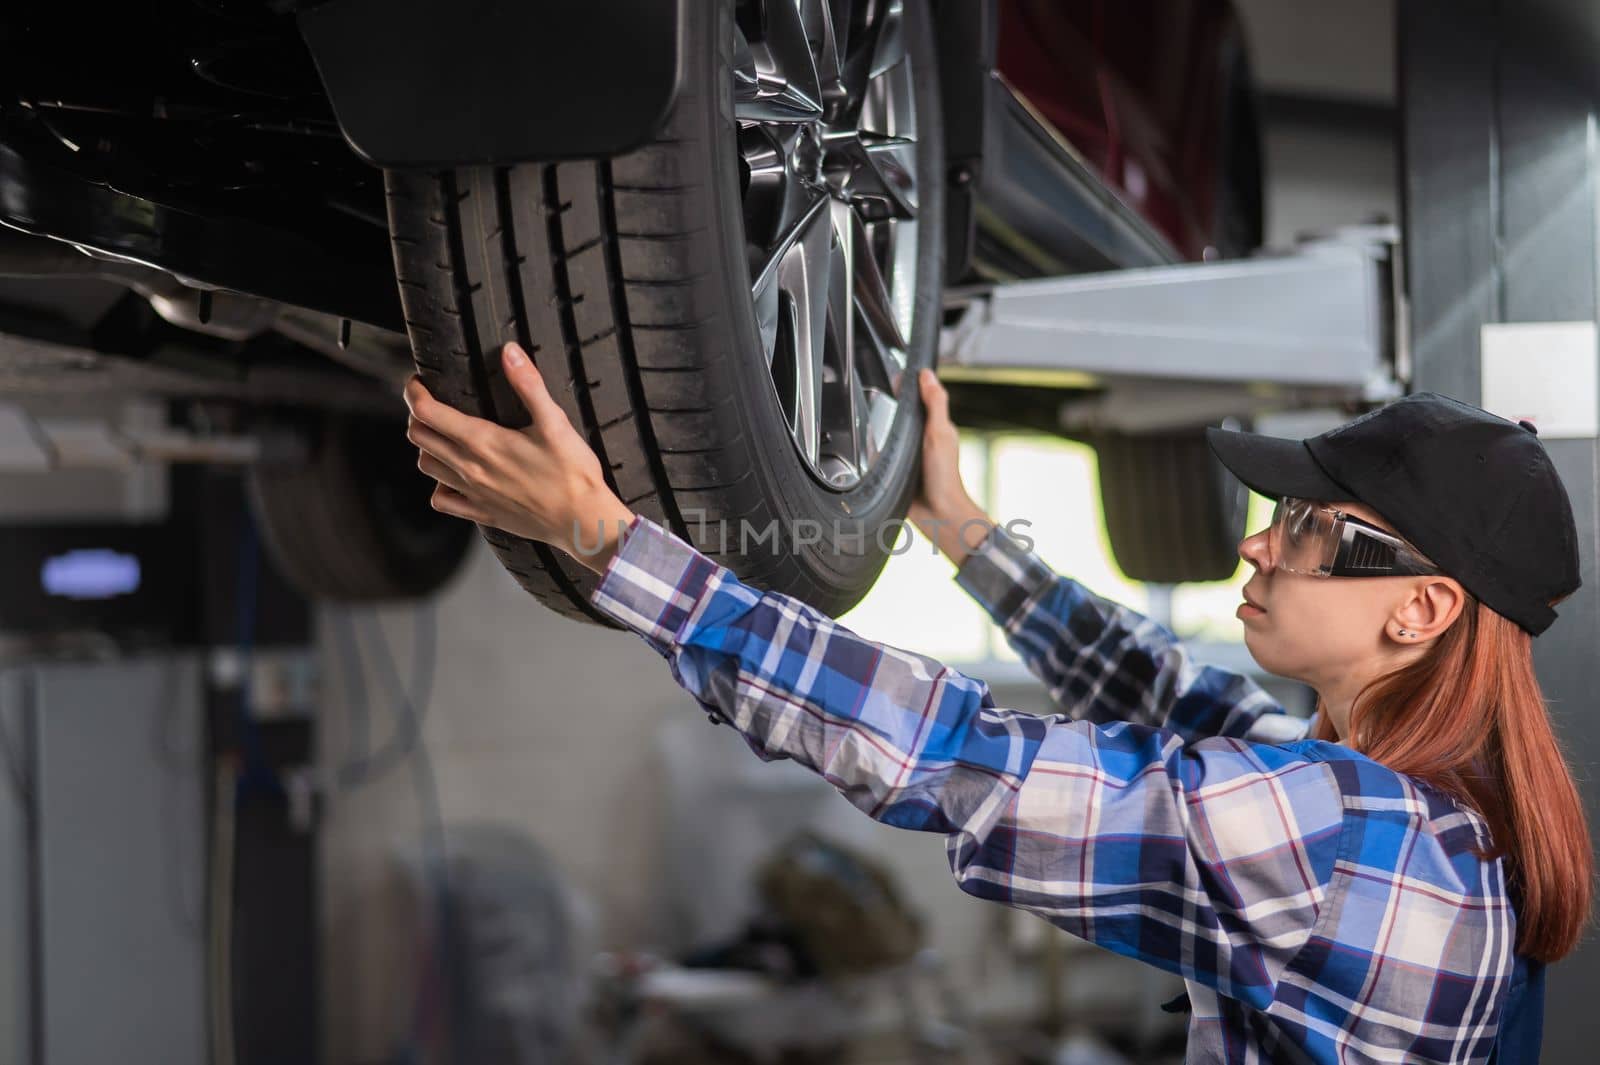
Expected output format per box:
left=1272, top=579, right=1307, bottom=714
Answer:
left=589, top=514, right=1518, bottom=1064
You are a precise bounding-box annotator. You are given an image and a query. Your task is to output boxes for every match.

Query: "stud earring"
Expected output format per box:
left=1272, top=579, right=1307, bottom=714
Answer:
left=1397, top=628, right=1412, bottom=637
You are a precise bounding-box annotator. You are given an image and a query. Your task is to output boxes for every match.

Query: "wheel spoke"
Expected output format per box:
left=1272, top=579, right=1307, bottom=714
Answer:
left=790, top=199, right=835, bottom=468
left=826, top=0, right=854, bottom=68
left=885, top=216, right=918, bottom=343
left=733, top=21, right=760, bottom=100
left=734, top=1, right=825, bottom=123
left=847, top=348, right=871, bottom=475
left=823, top=199, right=858, bottom=482
left=751, top=189, right=830, bottom=302
left=868, top=0, right=905, bottom=79
left=805, top=0, right=847, bottom=108
left=828, top=201, right=857, bottom=387
left=860, top=379, right=898, bottom=469
left=752, top=192, right=830, bottom=369
left=857, top=135, right=918, bottom=214
left=739, top=125, right=793, bottom=249
left=855, top=290, right=906, bottom=395
left=841, top=0, right=905, bottom=109
left=754, top=268, right=782, bottom=368
left=847, top=207, right=906, bottom=353
left=735, top=81, right=825, bottom=124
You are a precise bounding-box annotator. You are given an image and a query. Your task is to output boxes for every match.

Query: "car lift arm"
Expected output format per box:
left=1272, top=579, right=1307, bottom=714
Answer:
left=938, top=226, right=1405, bottom=434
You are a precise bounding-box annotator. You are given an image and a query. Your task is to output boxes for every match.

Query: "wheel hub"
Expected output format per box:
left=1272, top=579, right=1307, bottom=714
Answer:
left=792, top=125, right=824, bottom=187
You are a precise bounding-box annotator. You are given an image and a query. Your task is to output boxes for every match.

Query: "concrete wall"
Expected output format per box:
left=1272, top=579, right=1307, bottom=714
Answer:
left=1237, top=0, right=1399, bottom=248
left=1260, top=119, right=1396, bottom=248
left=1234, top=0, right=1394, bottom=105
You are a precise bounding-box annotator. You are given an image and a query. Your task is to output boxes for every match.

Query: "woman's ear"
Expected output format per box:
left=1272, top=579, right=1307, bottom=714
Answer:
left=1390, top=578, right=1467, bottom=644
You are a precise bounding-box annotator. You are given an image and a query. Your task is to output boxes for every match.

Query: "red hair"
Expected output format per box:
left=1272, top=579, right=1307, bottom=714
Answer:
left=1310, top=596, right=1593, bottom=962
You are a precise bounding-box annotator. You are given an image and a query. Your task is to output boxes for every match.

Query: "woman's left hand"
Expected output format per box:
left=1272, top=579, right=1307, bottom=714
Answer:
left=403, top=341, right=636, bottom=574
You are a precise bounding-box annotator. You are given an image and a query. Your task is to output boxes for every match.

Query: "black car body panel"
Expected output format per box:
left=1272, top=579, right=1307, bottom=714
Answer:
left=298, top=0, right=686, bottom=168
left=0, top=142, right=404, bottom=332
left=931, top=0, right=998, bottom=284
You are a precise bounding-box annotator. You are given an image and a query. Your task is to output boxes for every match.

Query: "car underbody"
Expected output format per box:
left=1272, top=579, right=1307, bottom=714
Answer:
left=0, top=0, right=1285, bottom=610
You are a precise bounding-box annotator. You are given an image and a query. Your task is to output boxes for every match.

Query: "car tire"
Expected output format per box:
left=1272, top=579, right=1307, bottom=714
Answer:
left=383, top=0, right=945, bottom=626
left=247, top=412, right=476, bottom=601
left=1095, top=427, right=1249, bottom=585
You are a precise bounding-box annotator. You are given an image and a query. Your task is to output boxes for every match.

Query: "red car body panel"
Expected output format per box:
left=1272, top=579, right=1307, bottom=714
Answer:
left=994, top=0, right=1238, bottom=260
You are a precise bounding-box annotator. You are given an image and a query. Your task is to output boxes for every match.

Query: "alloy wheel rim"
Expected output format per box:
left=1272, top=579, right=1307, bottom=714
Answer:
left=734, top=0, right=919, bottom=491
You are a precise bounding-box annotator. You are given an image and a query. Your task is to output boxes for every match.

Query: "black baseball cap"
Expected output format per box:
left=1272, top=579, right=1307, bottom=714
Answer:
left=1204, top=392, right=1581, bottom=635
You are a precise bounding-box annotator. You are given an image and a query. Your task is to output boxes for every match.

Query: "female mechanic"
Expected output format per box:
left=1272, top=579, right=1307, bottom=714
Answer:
left=403, top=341, right=1592, bottom=1064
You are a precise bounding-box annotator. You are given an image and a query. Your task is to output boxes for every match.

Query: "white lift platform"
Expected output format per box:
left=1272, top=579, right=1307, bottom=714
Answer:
left=937, top=225, right=1406, bottom=434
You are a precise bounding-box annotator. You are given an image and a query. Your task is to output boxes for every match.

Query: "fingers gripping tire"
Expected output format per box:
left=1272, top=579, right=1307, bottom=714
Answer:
left=384, top=0, right=945, bottom=626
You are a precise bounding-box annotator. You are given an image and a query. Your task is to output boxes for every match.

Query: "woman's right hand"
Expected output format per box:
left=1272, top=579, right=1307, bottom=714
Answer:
left=907, top=368, right=994, bottom=563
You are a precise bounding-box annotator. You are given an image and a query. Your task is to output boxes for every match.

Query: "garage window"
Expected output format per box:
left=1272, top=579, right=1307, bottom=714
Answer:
left=842, top=432, right=1273, bottom=666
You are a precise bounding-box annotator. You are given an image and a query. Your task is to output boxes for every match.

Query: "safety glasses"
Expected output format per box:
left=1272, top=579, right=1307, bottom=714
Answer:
left=1267, top=497, right=1443, bottom=578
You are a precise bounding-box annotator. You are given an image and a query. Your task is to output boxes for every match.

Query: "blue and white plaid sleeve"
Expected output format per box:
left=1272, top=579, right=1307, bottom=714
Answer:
left=587, top=514, right=1347, bottom=1010
left=953, top=523, right=1311, bottom=745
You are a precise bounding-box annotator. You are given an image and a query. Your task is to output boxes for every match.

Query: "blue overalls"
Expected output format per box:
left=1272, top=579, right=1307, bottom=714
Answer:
left=1489, top=954, right=1545, bottom=1063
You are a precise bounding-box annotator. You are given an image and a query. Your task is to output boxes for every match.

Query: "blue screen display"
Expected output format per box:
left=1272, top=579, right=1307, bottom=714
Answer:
left=41, top=549, right=143, bottom=600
